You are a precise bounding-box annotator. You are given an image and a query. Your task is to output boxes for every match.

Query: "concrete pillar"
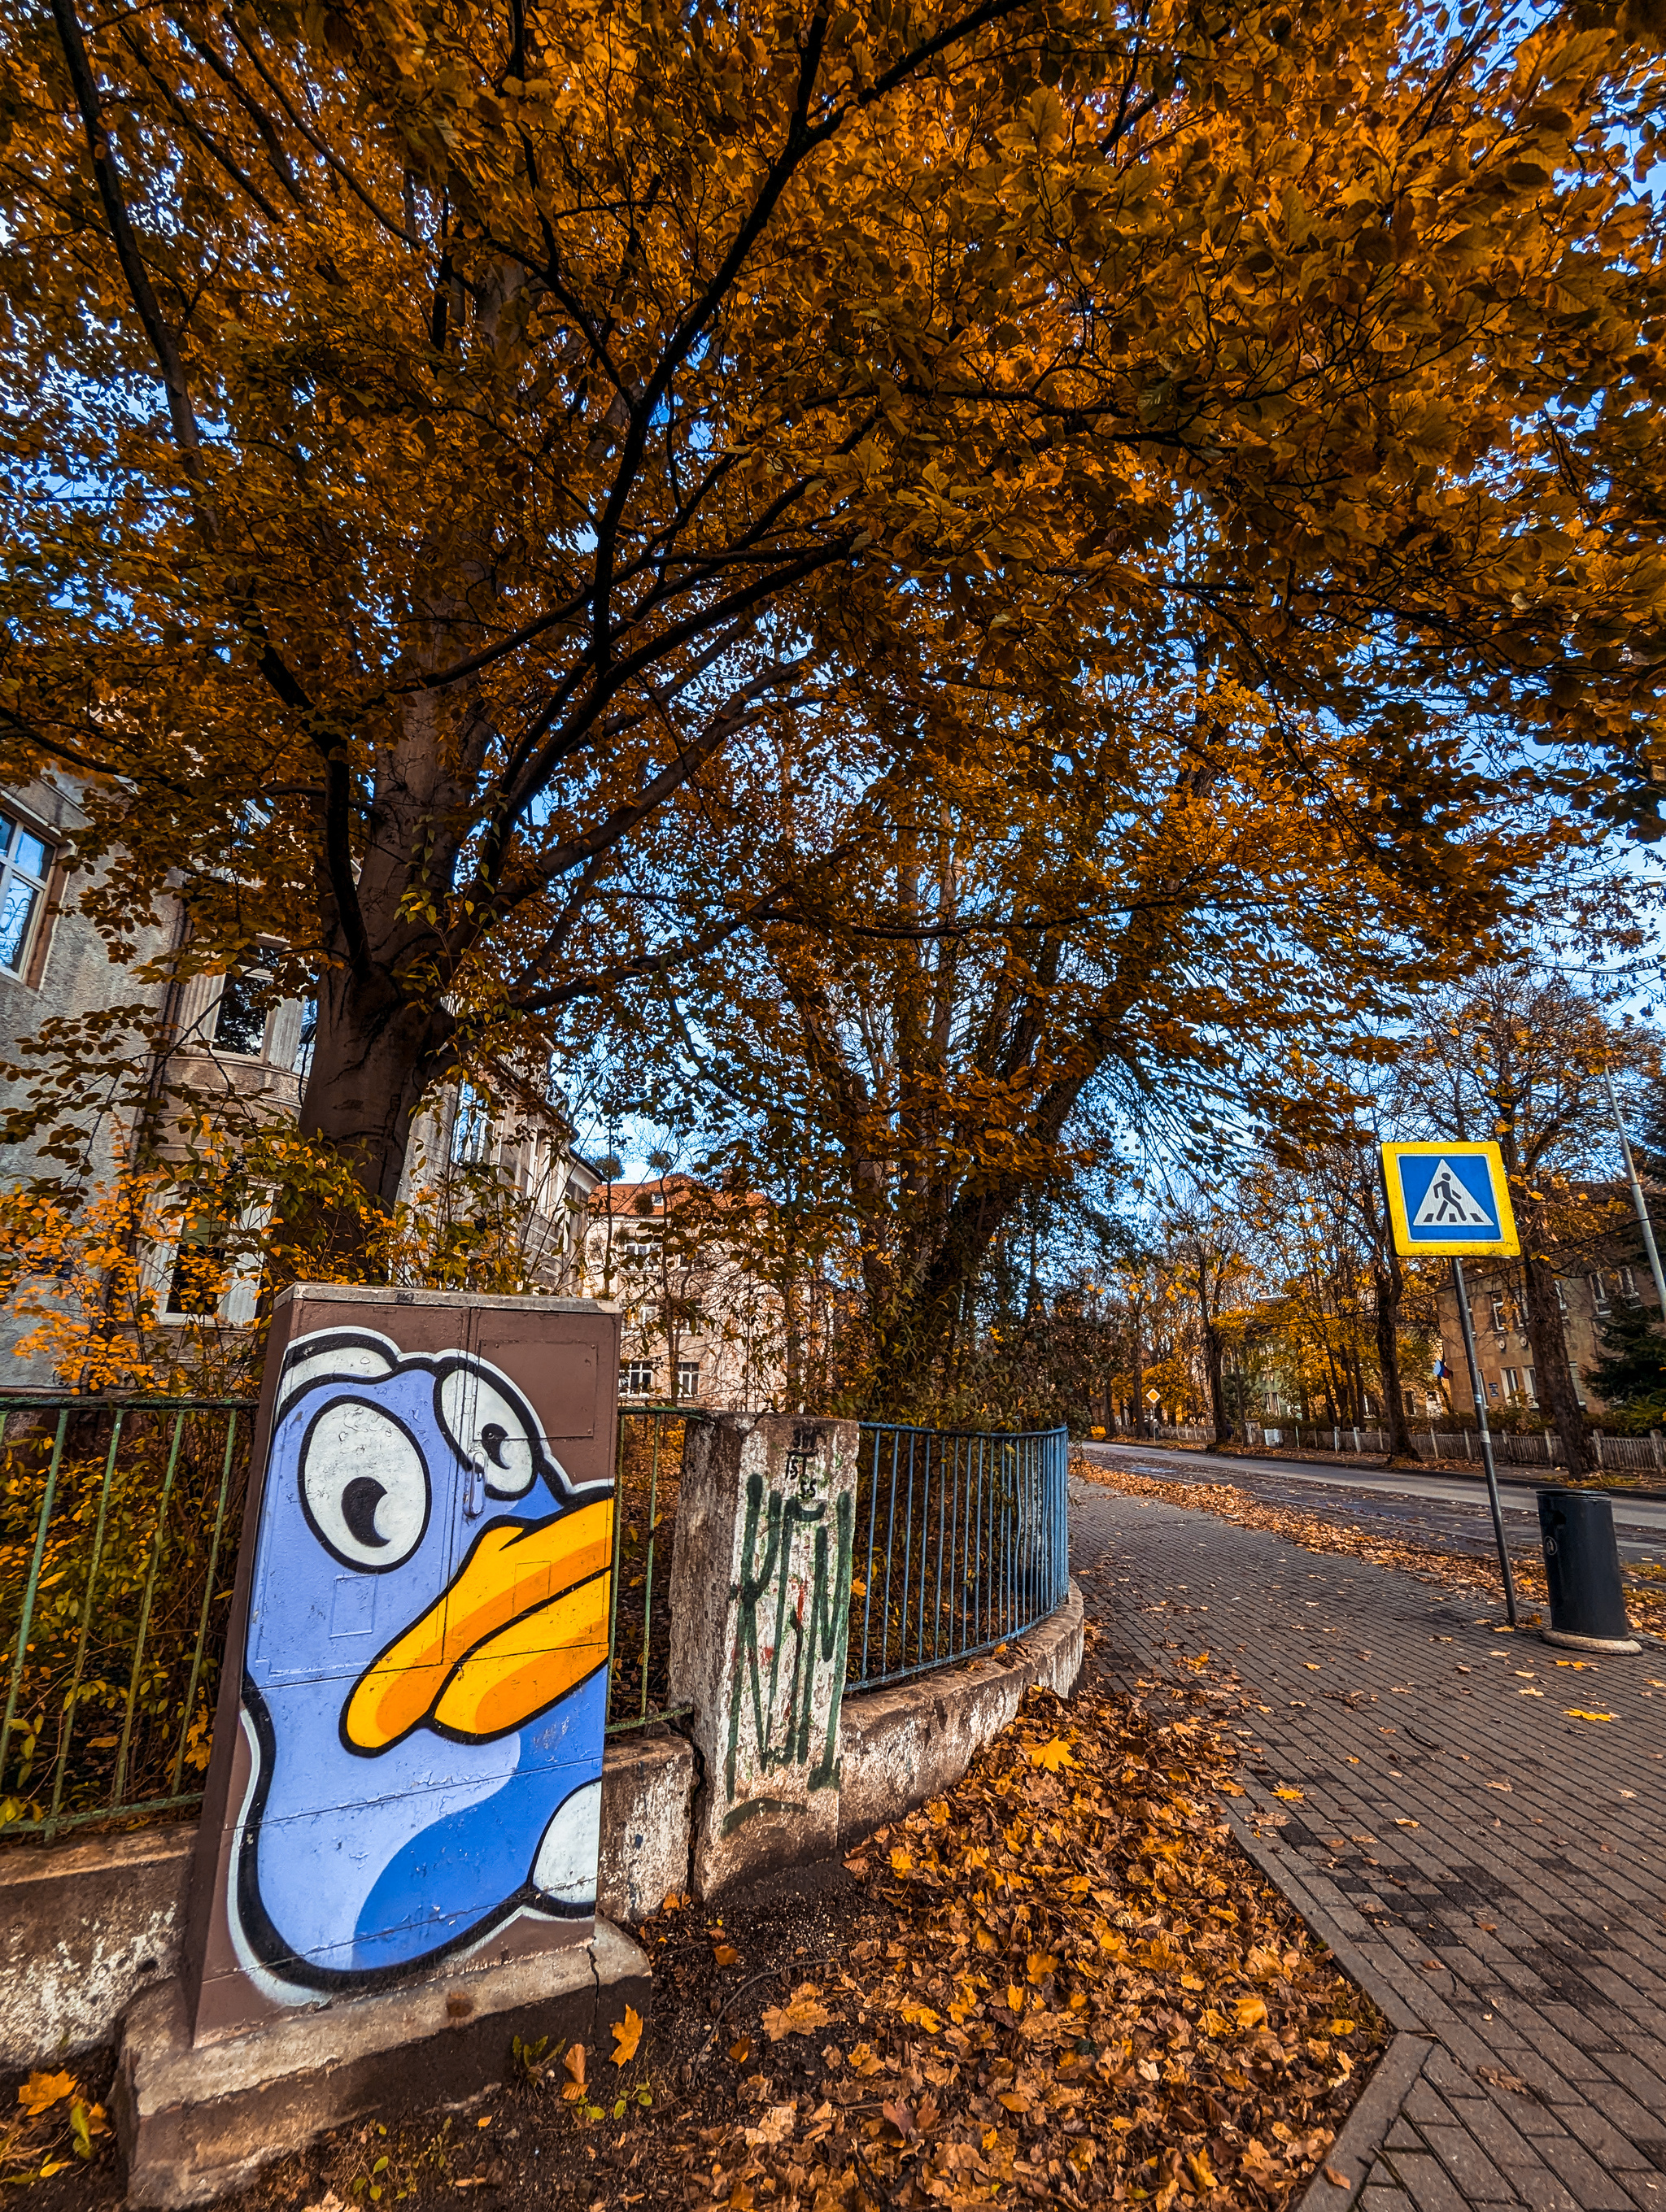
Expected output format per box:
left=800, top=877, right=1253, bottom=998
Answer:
left=669, top=1414, right=858, bottom=1896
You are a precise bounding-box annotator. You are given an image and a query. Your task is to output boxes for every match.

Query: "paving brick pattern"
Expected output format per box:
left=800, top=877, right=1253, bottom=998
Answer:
left=1069, top=1468, right=1666, bottom=2212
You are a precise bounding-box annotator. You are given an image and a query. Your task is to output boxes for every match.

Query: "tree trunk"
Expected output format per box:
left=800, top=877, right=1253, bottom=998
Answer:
left=291, top=967, right=452, bottom=1265
left=1202, top=1323, right=1230, bottom=1446
left=1518, top=1236, right=1588, bottom=1477
left=1373, top=1252, right=1416, bottom=1458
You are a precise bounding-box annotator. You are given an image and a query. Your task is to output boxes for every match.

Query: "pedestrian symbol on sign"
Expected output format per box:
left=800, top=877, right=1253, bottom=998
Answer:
left=1380, top=1142, right=1518, bottom=1257
left=1411, top=1159, right=1496, bottom=1230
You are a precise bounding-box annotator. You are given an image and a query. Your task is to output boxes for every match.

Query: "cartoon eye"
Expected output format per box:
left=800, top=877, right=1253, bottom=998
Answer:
left=435, top=1365, right=540, bottom=1497
left=299, top=1400, right=430, bottom=1571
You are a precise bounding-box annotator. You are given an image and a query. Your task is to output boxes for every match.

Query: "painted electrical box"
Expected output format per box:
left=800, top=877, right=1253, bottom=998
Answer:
left=184, top=1286, right=619, bottom=2041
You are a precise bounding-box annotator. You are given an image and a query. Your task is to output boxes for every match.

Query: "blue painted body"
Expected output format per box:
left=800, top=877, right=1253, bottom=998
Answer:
left=233, top=1336, right=609, bottom=1992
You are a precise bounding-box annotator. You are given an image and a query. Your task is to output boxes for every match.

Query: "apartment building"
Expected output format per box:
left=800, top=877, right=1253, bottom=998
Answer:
left=1, top=774, right=596, bottom=1381
left=582, top=1175, right=787, bottom=1410
left=1432, top=1200, right=1662, bottom=1420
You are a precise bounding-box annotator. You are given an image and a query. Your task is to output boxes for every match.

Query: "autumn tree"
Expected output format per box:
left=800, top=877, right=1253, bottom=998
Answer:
left=3, top=0, right=1665, bottom=1261
left=661, top=654, right=1560, bottom=1408
left=1387, top=969, right=1656, bottom=1475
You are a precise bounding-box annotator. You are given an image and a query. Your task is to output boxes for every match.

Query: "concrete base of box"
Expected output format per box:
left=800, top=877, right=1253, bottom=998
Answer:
left=0, top=1733, right=690, bottom=2073
left=115, top=1919, right=650, bottom=2208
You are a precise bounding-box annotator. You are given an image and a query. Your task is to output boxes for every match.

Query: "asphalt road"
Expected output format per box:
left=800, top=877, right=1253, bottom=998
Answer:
left=1077, top=1439, right=1666, bottom=1567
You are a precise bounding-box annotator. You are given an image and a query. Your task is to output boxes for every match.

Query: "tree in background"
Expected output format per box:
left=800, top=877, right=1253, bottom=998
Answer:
left=1584, top=1295, right=1666, bottom=1432
left=661, top=664, right=1555, bottom=1414
left=1159, top=1211, right=1250, bottom=1448
left=1387, top=971, right=1654, bottom=1476
left=4, top=0, right=1664, bottom=1256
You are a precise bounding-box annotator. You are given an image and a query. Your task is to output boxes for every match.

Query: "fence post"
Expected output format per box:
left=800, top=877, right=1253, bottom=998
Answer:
left=1594, top=1431, right=1605, bottom=1471
left=1652, top=1430, right=1662, bottom=1475
left=669, top=1412, right=859, bottom=1897
left=1352, top=1426, right=1360, bottom=1454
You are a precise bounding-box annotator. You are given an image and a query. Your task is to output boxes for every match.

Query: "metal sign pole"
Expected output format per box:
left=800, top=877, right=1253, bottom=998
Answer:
left=1451, top=1255, right=1518, bottom=1626
left=1603, top=1069, right=1666, bottom=1318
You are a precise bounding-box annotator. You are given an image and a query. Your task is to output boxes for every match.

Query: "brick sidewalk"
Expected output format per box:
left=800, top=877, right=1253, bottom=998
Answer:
left=1069, top=1475, right=1666, bottom=2212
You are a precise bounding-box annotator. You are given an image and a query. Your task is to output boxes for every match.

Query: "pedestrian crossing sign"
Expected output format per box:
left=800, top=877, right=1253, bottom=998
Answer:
left=1380, top=1141, right=1520, bottom=1258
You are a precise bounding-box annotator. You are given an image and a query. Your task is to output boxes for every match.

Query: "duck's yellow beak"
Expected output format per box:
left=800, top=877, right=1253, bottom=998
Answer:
left=345, top=1500, right=613, bottom=1751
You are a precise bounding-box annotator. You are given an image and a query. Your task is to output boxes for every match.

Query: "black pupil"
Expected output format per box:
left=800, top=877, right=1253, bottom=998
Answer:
left=342, top=1475, right=389, bottom=1548
left=480, top=1422, right=509, bottom=1468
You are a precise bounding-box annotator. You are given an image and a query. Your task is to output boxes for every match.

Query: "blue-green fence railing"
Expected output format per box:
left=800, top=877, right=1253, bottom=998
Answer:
left=848, top=1422, right=1070, bottom=1690
left=2, top=1397, right=1068, bottom=1842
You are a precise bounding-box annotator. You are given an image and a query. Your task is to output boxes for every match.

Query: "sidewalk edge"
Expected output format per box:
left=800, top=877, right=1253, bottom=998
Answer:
left=1221, top=1801, right=1434, bottom=2210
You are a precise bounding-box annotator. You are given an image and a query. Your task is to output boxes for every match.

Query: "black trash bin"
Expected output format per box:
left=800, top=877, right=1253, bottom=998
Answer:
left=1537, top=1487, right=1638, bottom=1652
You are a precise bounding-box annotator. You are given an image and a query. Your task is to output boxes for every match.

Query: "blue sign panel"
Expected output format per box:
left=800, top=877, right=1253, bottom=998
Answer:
left=1381, top=1141, right=1520, bottom=1258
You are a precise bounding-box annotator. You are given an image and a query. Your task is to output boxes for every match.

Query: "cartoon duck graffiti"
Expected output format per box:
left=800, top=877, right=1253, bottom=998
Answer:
left=229, top=1329, right=613, bottom=1996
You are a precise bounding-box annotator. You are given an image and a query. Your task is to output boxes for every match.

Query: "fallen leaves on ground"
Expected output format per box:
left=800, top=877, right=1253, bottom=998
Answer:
left=613, top=2007, right=645, bottom=2066
left=760, top=1991, right=833, bottom=2042
left=1, top=2069, right=108, bottom=2183
left=1071, top=1454, right=1666, bottom=1635
left=659, top=1684, right=1379, bottom=2210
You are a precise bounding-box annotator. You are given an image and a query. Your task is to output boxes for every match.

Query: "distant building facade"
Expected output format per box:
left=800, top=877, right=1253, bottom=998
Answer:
left=582, top=1175, right=787, bottom=1410
left=1430, top=1193, right=1663, bottom=1422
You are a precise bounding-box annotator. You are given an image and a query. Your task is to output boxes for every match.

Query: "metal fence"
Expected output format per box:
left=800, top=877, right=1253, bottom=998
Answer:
left=2, top=1394, right=1071, bottom=1843
left=0, top=1394, right=692, bottom=1844
left=1243, top=1419, right=1664, bottom=1479
left=847, top=1423, right=1070, bottom=1690
left=0, top=1396, right=250, bottom=1844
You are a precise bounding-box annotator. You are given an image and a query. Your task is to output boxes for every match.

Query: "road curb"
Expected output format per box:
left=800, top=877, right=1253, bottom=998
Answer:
left=1294, top=2031, right=1433, bottom=2212
left=1220, top=1801, right=1433, bottom=2210
left=1080, top=1439, right=1666, bottom=1508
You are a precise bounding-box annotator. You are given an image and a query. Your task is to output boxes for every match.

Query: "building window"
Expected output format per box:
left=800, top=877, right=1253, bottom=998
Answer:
left=165, top=1227, right=227, bottom=1317
left=293, top=998, right=317, bottom=1082
left=1589, top=1272, right=1611, bottom=1314
left=619, top=1361, right=656, bottom=1395
left=212, top=970, right=268, bottom=1057
left=1619, top=1265, right=1638, bottom=1300
left=1555, top=1280, right=1568, bottom=1316
left=677, top=1361, right=700, bottom=1400
left=1525, top=1368, right=1537, bottom=1401
left=0, top=810, right=50, bottom=976
left=450, top=1082, right=491, bottom=1165
left=1489, top=1295, right=1507, bottom=1332
left=1503, top=1367, right=1519, bottom=1396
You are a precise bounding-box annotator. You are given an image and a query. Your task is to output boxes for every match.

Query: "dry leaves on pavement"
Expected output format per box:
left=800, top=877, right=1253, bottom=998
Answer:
left=1072, top=1453, right=1666, bottom=1636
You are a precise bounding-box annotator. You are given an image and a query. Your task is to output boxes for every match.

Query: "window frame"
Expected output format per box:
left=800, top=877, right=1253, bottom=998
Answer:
left=618, top=1360, right=656, bottom=1396
left=211, top=967, right=272, bottom=1059
left=0, top=806, right=55, bottom=982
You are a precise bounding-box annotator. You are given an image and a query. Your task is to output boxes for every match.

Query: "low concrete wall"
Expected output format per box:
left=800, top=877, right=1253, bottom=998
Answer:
left=839, top=1578, right=1084, bottom=1844
left=0, top=1734, right=694, bottom=2072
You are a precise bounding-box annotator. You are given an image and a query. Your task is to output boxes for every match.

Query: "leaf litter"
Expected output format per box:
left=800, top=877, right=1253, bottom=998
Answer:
left=645, top=1683, right=1380, bottom=2209
left=1071, top=1452, right=1666, bottom=1636
left=59, top=1683, right=1380, bottom=2212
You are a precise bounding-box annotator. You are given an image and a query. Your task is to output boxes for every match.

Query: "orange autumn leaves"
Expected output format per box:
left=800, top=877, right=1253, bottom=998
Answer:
left=2, top=2070, right=107, bottom=2184
left=685, top=1685, right=1379, bottom=2210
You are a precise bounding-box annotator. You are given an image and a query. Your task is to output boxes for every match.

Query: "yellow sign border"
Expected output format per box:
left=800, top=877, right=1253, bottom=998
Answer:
left=1380, top=1140, right=1520, bottom=1259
